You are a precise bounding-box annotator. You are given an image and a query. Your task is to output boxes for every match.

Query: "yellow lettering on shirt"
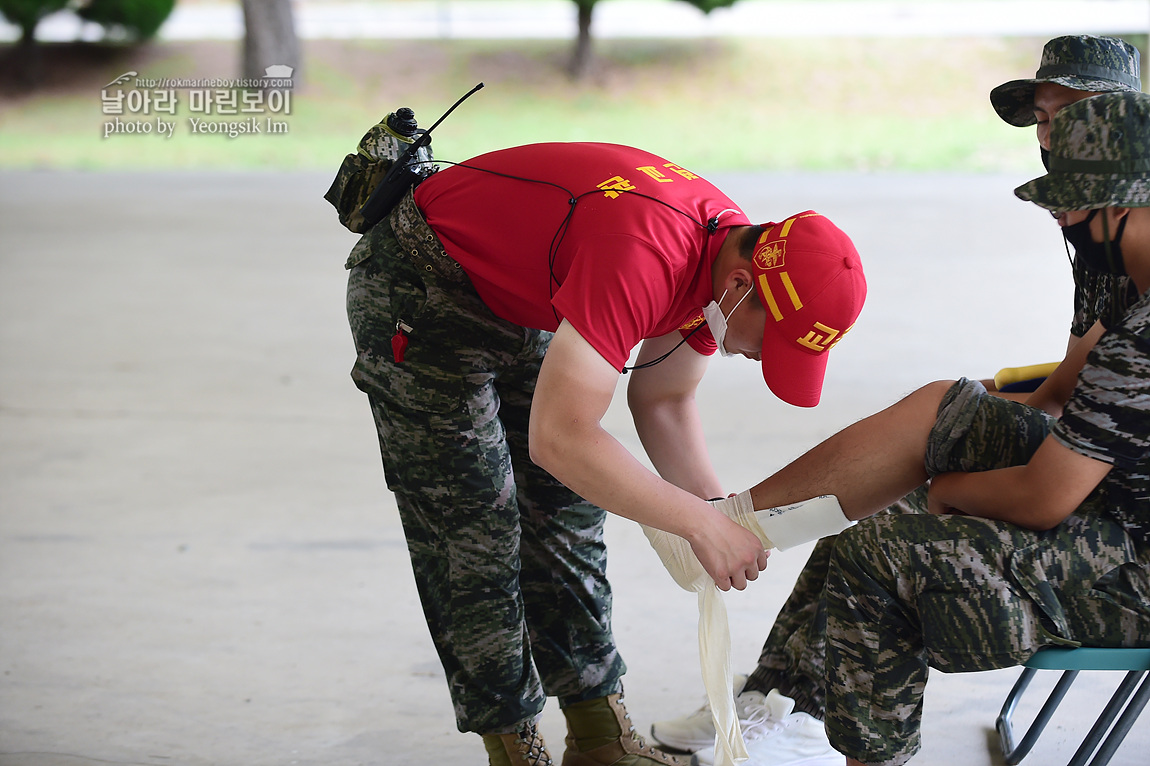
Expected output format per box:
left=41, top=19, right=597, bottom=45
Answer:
left=637, top=166, right=673, bottom=183
left=680, top=313, right=706, bottom=331
left=664, top=163, right=700, bottom=180
left=597, top=176, right=637, bottom=199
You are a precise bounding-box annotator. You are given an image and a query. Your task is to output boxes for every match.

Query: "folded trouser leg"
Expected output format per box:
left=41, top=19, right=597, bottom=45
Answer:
left=822, top=379, right=1052, bottom=765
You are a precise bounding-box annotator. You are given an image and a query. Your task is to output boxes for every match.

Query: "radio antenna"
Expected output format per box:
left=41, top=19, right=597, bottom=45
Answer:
left=358, top=82, right=485, bottom=229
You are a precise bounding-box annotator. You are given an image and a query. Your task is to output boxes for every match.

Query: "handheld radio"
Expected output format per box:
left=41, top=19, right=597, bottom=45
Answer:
left=357, top=82, right=485, bottom=230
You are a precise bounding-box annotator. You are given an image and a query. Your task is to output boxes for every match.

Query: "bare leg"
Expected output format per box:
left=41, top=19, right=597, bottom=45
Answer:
left=749, top=380, right=952, bottom=521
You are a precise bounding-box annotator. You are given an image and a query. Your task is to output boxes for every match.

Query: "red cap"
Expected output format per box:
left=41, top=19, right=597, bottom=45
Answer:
left=752, top=211, right=866, bottom=407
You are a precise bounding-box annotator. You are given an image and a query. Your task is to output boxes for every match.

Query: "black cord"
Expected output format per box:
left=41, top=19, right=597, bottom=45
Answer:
left=620, top=324, right=704, bottom=373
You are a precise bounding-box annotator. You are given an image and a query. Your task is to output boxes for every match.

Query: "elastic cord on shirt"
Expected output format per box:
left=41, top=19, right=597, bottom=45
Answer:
left=429, top=159, right=729, bottom=369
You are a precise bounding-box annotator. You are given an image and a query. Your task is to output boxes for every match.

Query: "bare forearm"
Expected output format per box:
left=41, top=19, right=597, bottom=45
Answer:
left=927, top=468, right=1059, bottom=529
left=531, top=321, right=766, bottom=589
left=1027, top=323, right=1107, bottom=416
left=531, top=421, right=769, bottom=590
left=928, top=436, right=1113, bottom=530
left=632, top=399, right=724, bottom=500
left=627, top=333, right=723, bottom=499
left=532, top=418, right=713, bottom=537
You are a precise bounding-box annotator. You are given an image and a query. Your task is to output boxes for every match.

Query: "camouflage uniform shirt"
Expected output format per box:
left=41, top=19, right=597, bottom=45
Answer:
left=1055, top=288, right=1150, bottom=548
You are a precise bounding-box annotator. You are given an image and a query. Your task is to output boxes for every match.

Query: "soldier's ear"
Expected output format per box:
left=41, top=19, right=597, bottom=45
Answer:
left=724, top=266, right=753, bottom=294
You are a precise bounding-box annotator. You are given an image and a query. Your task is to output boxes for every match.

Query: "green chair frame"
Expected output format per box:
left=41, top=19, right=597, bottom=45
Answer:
left=996, top=646, right=1150, bottom=766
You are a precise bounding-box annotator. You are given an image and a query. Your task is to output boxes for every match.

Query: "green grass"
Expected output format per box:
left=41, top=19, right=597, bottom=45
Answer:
left=0, top=35, right=1055, bottom=172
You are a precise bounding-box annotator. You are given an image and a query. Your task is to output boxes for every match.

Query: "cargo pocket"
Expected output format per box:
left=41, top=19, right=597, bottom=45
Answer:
left=1083, top=561, right=1150, bottom=646
left=348, top=248, right=470, bottom=415
left=1008, top=541, right=1079, bottom=648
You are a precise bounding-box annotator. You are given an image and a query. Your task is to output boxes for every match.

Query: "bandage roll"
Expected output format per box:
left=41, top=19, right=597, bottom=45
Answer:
left=640, top=492, right=852, bottom=766
left=641, top=516, right=749, bottom=766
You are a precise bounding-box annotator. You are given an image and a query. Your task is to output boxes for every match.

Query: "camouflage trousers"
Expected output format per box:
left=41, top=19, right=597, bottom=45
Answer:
left=345, top=208, right=625, bottom=735
left=744, top=488, right=927, bottom=721
left=823, top=378, right=1150, bottom=766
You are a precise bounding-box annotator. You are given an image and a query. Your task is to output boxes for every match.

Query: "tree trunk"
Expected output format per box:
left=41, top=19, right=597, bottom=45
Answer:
left=13, top=20, right=43, bottom=90
left=569, top=1, right=593, bottom=80
left=240, top=0, right=301, bottom=85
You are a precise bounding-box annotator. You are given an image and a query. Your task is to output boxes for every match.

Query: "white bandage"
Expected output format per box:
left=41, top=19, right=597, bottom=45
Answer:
left=751, top=494, right=854, bottom=550
left=641, top=492, right=852, bottom=766
left=640, top=521, right=747, bottom=766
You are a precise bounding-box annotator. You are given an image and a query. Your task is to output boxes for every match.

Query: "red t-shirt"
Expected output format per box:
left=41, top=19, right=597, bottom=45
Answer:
left=414, top=142, right=749, bottom=370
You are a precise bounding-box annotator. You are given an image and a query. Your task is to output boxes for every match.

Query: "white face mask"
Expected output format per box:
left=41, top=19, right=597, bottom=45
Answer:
left=701, top=288, right=751, bottom=357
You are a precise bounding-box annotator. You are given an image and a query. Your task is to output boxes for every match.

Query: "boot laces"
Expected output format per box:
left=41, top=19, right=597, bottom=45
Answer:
left=514, top=723, right=553, bottom=765
left=618, top=694, right=679, bottom=764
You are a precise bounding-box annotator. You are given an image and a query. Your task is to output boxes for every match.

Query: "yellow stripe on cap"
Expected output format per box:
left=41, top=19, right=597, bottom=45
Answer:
left=778, top=211, right=819, bottom=237
left=779, top=271, right=802, bottom=310
left=759, top=274, right=784, bottom=321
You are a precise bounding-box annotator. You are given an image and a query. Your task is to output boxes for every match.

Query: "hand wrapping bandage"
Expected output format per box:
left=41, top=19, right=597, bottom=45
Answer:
left=641, top=492, right=852, bottom=766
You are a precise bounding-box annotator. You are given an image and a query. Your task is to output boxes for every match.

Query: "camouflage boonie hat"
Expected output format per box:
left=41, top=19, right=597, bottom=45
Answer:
left=1015, top=91, right=1150, bottom=213
left=990, top=35, right=1141, bottom=127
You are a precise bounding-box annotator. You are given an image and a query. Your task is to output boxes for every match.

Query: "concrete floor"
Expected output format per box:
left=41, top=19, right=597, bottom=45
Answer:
left=1, top=169, right=1146, bottom=765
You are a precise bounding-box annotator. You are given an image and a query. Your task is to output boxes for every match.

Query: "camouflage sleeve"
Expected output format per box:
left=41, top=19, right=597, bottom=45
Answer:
left=1055, top=294, right=1150, bottom=468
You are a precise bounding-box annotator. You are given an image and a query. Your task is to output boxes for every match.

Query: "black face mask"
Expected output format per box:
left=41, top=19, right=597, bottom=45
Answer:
left=1062, top=209, right=1129, bottom=276
left=1040, top=146, right=1051, bottom=171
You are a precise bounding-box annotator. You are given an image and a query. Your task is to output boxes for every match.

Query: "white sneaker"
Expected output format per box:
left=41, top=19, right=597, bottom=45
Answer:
left=689, top=689, right=839, bottom=766
left=649, top=674, right=750, bottom=752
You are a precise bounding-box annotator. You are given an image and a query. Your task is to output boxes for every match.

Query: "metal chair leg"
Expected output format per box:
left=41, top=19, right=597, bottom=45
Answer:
left=997, top=667, right=1080, bottom=765
left=1072, top=671, right=1150, bottom=766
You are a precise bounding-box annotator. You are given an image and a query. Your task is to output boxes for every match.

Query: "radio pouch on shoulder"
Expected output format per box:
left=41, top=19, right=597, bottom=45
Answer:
left=324, top=114, right=435, bottom=234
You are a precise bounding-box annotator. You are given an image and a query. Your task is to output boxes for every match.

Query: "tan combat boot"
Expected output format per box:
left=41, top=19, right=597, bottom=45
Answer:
left=561, top=692, right=688, bottom=766
left=482, top=721, right=555, bottom=766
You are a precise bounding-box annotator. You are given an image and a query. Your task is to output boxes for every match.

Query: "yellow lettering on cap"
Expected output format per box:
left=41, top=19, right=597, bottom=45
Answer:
left=833, top=323, right=855, bottom=350
left=797, top=322, right=841, bottom=352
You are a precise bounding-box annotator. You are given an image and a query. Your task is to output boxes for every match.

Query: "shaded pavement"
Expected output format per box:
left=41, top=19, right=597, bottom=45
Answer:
left=3, top=168, right=1148, bottom=764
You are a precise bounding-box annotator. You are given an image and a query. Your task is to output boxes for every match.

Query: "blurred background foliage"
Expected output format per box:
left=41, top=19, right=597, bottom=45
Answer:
left=0, top=0, right=1144, bottom=173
